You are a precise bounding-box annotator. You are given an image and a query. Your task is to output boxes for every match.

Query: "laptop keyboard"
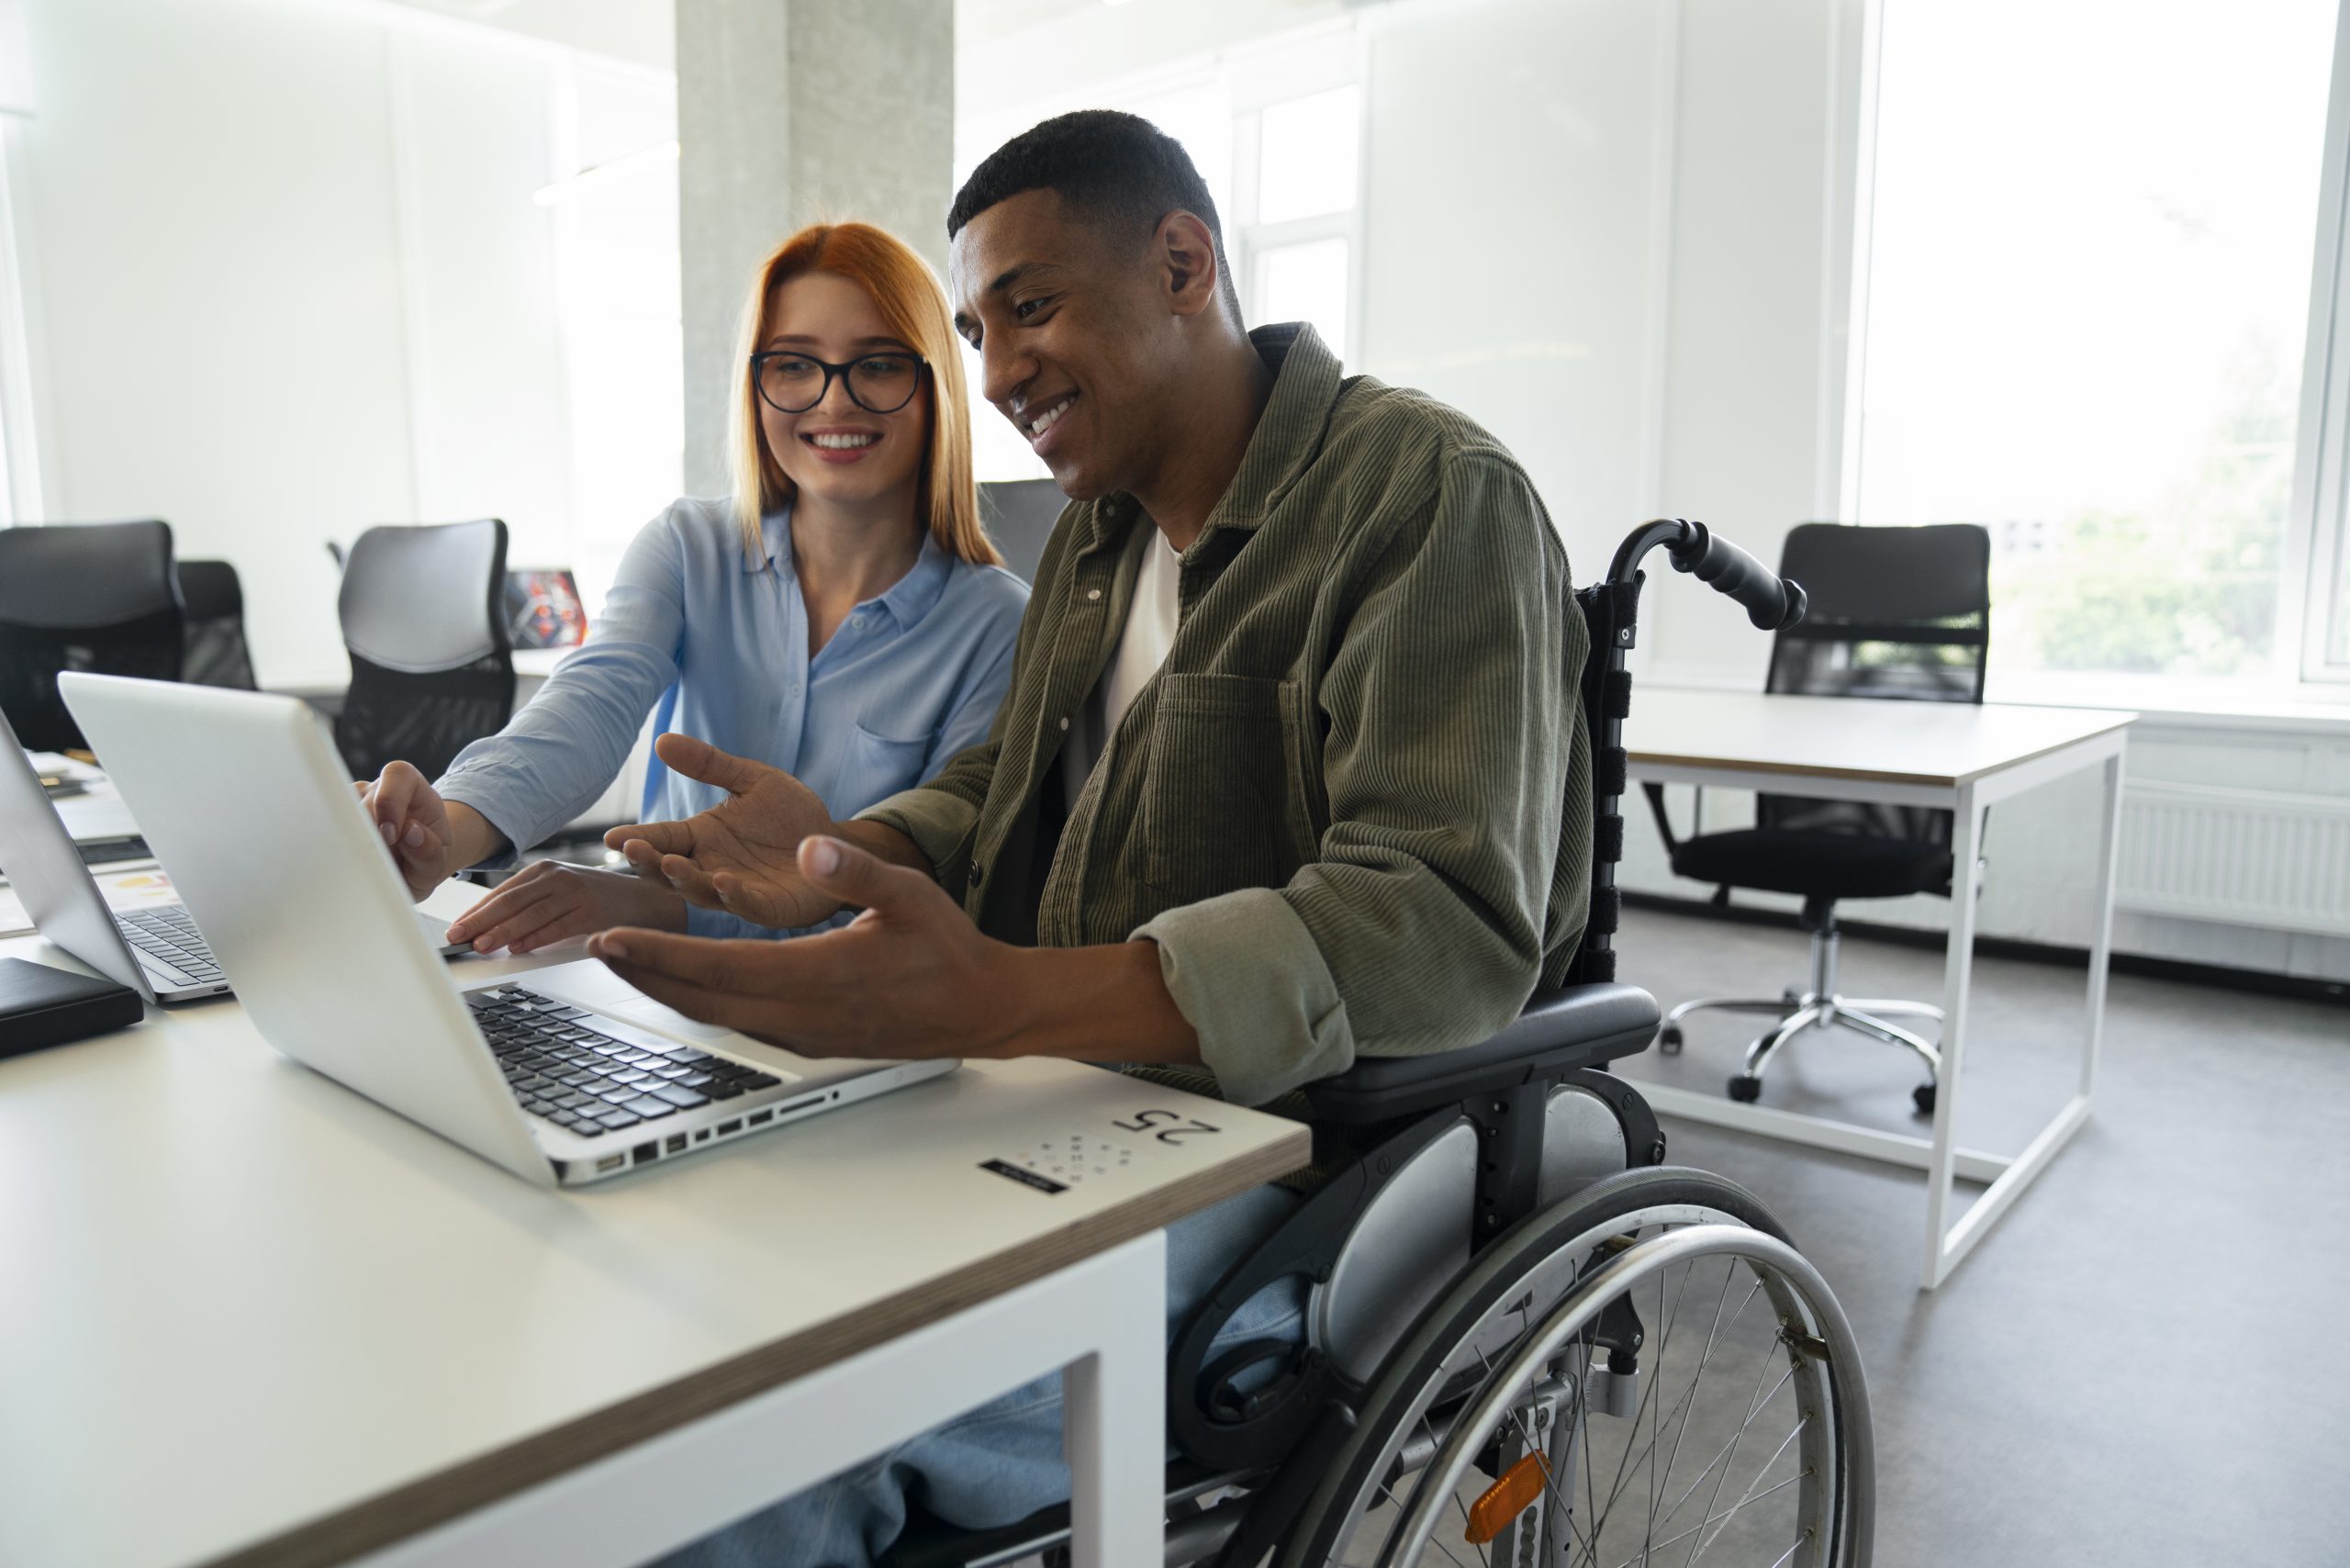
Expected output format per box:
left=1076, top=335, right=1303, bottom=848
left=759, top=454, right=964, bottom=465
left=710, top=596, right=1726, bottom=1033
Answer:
left=464, top=985, right=784, bottom=1138
left=115, top=905, right=225, bottom=985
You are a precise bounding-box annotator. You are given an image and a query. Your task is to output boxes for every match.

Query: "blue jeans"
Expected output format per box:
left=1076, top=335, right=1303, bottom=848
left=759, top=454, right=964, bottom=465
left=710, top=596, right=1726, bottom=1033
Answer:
left=655, top=1183, right=1306, bottom=1568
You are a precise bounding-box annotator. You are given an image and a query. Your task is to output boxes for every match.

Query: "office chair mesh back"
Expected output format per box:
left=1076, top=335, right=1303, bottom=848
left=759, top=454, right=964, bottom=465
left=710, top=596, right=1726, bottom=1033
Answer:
left=1756, top=522, right=1989, bottom=852
left=175, top=560, right=259, bottom=690
left=0, top=521, right=185, bottom=751
left=978, top=479, right=1069, bottom=584
left=334, top=520, right=515, bottom=781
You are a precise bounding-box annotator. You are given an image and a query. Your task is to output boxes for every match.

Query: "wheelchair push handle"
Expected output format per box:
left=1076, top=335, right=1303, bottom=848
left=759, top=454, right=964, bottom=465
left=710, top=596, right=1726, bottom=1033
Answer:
left=1668, top=521, right=1807, bottom=631
left=1607, top=518, right=1807, bottom=632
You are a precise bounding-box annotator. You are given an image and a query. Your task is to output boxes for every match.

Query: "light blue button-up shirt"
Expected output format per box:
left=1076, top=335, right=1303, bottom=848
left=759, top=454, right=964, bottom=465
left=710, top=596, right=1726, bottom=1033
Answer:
left=436, top=495, right=1028, bottom=936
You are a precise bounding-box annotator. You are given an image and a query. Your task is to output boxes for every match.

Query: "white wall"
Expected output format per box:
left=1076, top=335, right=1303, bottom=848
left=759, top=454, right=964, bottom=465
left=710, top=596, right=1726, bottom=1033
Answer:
left=1359, top=0, right=1675, bottom=585
left=19, top=0, right=420, bottom=686
left=9, top=0, right=664, bottom=688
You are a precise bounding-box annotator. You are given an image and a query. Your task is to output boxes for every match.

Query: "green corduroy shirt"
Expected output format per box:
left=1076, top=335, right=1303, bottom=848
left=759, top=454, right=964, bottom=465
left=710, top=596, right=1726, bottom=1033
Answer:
left=857, top=322, right=1593, bottom=1106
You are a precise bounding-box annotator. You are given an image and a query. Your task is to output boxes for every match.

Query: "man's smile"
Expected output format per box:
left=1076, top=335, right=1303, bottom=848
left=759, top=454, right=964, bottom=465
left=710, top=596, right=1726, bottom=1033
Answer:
left=1017, top=392, right=1077, bottom=445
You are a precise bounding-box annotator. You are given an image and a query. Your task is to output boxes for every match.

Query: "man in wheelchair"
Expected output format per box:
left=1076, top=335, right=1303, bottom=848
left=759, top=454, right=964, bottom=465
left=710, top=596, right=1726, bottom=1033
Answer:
left=590, top=110, right=1867, bottom=1568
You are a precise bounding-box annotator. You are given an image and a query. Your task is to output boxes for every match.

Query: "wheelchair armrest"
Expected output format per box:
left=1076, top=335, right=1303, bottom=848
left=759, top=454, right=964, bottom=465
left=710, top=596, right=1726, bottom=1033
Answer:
left=1301, top=982, right=1661, bottom=1125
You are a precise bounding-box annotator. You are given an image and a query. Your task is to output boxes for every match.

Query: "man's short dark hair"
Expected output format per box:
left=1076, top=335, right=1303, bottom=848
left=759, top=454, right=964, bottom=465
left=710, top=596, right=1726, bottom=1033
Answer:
left=949, top=109, right=1241, bottom=319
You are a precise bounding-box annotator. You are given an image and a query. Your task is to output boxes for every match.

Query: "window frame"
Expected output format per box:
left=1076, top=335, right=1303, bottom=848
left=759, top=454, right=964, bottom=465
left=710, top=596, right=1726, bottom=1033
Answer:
left=2285, top=0, right=2350, bottom=683
left=1226, top=42, right=1368, bottom=365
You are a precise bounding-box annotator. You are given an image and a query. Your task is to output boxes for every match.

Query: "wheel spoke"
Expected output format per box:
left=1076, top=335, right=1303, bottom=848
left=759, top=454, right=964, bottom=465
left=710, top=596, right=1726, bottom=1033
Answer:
left=1612, top=1470, right=1805, bottom=1568
left=1666, top=1360, right=1795, bottom=1563
left=1588, top=1271, right=1767, bottom=1538
left=1688, top=1419, right=1808, bottom=1567
left=1423, top=1407, right=1491, bottom=1568
left=1651, top=1258, right=1741, bottom=1552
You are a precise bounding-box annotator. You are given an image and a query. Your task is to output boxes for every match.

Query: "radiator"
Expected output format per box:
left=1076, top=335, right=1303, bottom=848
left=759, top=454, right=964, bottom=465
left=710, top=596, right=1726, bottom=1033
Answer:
left=2116, top=779, right=2350, bottom=936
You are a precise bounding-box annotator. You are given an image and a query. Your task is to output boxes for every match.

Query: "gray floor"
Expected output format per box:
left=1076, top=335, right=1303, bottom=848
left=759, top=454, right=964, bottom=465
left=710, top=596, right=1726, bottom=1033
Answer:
left=1608, top=905, right=2350, bottom=1566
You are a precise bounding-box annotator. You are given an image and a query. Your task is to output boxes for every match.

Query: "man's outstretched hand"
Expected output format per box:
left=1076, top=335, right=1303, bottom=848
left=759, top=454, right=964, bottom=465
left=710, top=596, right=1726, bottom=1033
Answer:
left=606, top=734, right=843, bottom=930
left=587, top=834, right=1028, bottom=1058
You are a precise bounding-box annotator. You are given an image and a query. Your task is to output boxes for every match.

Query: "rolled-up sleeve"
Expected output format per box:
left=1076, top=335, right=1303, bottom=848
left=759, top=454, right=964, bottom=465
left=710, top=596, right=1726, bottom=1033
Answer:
left=1136, top=454, right=1573, bottom=1105
left=436, top=515, right=686, bottom=864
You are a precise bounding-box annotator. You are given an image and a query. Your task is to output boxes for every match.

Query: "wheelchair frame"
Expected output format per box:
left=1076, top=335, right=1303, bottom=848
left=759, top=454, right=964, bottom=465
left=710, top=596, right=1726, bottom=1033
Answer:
left=883, top=521, right=1867, bottom=1568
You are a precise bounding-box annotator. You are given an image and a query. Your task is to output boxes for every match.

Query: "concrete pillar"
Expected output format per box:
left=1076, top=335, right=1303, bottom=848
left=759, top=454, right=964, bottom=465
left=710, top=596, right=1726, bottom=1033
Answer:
left=676, top=0, right=955, bottom=496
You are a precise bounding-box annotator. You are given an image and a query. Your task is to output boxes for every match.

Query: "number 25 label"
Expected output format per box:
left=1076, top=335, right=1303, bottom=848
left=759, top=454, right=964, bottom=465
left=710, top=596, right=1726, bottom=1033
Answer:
left=1113, top=1108, right=1222, bottom=1145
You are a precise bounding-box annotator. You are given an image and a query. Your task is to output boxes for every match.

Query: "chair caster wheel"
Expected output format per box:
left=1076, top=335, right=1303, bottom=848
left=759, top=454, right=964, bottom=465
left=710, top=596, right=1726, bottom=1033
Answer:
left=1659, top=1024, right=1683, bottom=1055
left=1912, top=1082, right=1936, bottom=1116
left=1728, top=1074, right=1762, bottom=1103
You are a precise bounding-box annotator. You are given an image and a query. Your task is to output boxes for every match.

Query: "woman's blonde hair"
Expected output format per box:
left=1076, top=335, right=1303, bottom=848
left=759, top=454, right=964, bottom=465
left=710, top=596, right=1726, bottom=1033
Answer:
left=728, top=222, right=998, bottom=567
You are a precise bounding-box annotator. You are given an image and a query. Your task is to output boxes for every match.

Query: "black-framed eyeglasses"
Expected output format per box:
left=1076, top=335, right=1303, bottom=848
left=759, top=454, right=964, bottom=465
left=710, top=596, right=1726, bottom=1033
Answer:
left=749, top=351, right=929, bottom=415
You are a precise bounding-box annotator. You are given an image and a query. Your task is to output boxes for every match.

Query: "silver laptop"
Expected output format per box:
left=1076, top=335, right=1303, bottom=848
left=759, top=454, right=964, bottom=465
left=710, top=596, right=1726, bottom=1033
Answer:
left=0, top=703, right=464, bottom=1002
left=59, top=674, right=956, bottom=1187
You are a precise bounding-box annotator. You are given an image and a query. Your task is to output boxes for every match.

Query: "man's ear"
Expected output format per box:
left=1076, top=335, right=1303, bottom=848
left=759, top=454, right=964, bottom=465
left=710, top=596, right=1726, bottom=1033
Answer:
left=1154, top=211, right=1225, bottom=319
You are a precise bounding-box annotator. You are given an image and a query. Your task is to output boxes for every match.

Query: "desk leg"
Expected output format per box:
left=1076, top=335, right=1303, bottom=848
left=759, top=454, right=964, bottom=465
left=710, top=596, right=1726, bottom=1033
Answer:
left=2081, top=751, right=2125, bottom=1099
left=1920, top=783, right=1985, bottom=1290
left=1064, top=1228, right=1167, bottom=1568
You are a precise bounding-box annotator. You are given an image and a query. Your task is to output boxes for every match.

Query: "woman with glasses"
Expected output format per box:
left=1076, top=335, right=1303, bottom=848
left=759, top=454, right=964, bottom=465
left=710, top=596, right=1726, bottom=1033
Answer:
left=360, top=222, right=1028, bottom=950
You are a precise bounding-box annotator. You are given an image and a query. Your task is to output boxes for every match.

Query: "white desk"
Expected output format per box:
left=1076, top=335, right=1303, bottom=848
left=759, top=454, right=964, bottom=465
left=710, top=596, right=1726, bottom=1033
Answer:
left=1623, top=689, right=2135, bottom=1290
left=0, top=916, right=1308, bottom=1568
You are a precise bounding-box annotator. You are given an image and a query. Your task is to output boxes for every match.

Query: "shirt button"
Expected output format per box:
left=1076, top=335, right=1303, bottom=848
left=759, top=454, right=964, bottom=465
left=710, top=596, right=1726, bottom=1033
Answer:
left=1086, top=588, right=1102, bottom=601
left=968, top=863, right=984, bottom=889
left=1058, top=717, right=1070, bottom=731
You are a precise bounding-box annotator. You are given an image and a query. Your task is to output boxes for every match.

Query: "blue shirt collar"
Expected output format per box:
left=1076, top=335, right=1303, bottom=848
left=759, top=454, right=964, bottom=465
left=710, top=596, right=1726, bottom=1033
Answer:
left=756, top=499, right=957, bottom=630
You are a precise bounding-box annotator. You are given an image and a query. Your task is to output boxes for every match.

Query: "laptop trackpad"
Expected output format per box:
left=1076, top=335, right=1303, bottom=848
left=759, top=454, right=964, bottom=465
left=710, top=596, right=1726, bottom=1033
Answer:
left=509, top=958, right=749, bottom=1045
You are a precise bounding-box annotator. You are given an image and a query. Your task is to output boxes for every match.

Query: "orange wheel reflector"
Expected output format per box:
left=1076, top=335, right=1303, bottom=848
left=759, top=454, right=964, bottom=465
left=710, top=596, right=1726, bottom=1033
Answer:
left=1464, top=1451, right=1552, bottom=1545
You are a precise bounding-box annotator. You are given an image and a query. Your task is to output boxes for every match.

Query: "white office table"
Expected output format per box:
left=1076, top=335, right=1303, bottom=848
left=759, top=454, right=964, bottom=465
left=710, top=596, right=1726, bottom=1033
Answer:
left=1622, top=689, right=2135, bottom=1290
left=0, top=922, right=1308, bottom=1568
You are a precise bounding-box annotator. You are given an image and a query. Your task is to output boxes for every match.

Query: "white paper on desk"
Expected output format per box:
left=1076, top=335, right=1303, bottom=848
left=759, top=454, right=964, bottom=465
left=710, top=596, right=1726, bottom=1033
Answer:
left=0, top=884, right=31, bottom=938
left=91, top=865, right=181, bottom=911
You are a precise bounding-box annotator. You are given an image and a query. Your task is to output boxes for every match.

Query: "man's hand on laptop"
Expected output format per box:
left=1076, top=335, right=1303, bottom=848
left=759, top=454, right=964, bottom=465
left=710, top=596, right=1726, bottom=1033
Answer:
left=586, top=833, right=1011, bottom=1055
left=607, top=734, right=863, bottom=930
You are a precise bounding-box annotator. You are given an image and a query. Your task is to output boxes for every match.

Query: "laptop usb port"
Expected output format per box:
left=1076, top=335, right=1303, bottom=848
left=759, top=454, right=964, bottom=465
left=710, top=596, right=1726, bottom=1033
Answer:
left=747, top=1110, right=773, bottom=1126
left=596, top=1154, right=625, bottom=1173
left=717, top=1119, right=742, bottom=1136
left=665, top=1133, right=688, bottom=1155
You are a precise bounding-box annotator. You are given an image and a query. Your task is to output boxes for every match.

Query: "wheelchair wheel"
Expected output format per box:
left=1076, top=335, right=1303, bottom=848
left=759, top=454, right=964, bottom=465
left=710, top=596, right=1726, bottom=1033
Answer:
left=1277, top=1168, right=1872, bottom=1568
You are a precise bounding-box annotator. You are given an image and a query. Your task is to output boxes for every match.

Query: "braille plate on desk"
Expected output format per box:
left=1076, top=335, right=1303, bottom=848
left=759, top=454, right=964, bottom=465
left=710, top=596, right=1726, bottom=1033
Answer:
left=981, top=1134, right=1138, bottom=1195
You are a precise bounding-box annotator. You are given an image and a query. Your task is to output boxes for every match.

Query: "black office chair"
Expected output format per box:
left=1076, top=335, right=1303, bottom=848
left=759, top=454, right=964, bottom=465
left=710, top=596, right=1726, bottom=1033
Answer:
left=978, top=478, right=1067, bottom=583
left=879, top=521, right=1874, bottom=1568
left=175, top=560, right=259, bottom=691
left=1645, top=521, right=1992, bottom=1114
left=0, top=520, right=185, bottom=752
left=332, top=519, right=515, bottom=781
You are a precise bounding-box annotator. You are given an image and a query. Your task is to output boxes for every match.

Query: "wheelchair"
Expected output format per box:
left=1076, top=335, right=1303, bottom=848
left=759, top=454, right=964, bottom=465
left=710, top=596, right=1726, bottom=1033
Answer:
left=885, top=521, right=1875, bottom=1568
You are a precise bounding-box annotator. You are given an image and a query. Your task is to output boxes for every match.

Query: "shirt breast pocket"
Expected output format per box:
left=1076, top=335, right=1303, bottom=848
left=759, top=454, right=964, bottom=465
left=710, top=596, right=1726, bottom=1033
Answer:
left=832, top=721, right=934, bottom=818
left=1138, top=674, right=1318, bottom=904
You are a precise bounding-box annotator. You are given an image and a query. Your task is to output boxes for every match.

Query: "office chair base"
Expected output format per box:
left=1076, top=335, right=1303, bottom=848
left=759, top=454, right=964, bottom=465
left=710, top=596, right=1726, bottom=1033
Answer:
left=1662, top=921, right=1942, bottom=1113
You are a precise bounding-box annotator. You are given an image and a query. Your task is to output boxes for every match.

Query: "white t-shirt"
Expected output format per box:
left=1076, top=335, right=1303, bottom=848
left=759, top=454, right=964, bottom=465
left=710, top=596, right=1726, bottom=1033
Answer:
left=1061, top=527, right=1181, bottom=808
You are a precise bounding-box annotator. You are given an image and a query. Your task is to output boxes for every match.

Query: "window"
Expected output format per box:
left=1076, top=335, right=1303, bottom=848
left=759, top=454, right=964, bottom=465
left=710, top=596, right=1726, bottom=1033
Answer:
left=954, top=34, right=1366, bottom=485
left=0, top=113, right=34, bottom=528
left=542, top=60, right=683, bottom=609
left=1236, top=82, right=1361, bottom=363
left=1852, top=0, right=2338, bottom=686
